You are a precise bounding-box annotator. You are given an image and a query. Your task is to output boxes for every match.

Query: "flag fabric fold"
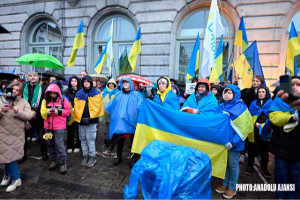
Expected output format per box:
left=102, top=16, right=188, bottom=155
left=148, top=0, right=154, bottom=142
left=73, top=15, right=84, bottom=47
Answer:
left=119, top=47, right=132, bottom=75
left=186, top=33, right=200, bottom=83
left=128, top=27, right=141, bottom=73
left=234, top=16, right=249, bottom=52
left=67, top=20, right=84, bottom=67
left=201, top=0, right=225, bottom=78
left=286, top=21, right=300, bottom=76
left=209, top=35, right=223, bottom=83
left=94, top=20, right=114, bottom=75
left=131, top=99, right=234, bottom=179
left=233, top=41, right=265, bottom=88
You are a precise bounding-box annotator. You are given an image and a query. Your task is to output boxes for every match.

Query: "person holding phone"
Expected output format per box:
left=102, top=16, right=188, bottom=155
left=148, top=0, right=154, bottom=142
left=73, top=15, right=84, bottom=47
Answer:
left=0, top=81, right=33, bottom=192
left=268, top=76, right=300, bottom=199
left=40, top=84, right=71, bottom=174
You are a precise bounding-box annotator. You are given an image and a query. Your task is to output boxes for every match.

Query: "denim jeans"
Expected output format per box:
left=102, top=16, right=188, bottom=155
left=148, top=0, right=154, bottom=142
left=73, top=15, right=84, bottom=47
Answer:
left=275, top=156, right=300, bottom=199
left=4, top=161, right=20, bottom=181
left=223, top=150, right=240, bottom=190
left=79, top=124, right=97, bottom=157
left=46, top=129, right=67, bottom=164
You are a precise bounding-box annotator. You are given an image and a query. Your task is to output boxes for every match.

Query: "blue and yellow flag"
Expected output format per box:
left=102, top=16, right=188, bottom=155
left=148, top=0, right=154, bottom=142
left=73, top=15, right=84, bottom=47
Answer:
left=286, top=21, right=300, bottom=76
left=233, top=41, right=265, bottom=88
left=209, top=35, right=223, bottom=83
left=132, top=99, right=234, bottom=179
left=67, top=20, right=84, bottom=67
left=186, top=33, right=200, bottom=83
left=234, top=16, right=248, bottom=52
left=94, top=20, right=113, bottom=75
left=129, top=27, right=141, bottom=72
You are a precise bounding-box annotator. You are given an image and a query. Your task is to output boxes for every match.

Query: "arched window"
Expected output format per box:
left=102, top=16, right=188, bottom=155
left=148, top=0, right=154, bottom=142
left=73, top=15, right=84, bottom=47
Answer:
left=176, top=9, right=234, bottom=81
left=288, top=11, right=300, bottom=76
left=29, top=20, right=62, bottom=72
left=94, top=15, right=136, bottom=77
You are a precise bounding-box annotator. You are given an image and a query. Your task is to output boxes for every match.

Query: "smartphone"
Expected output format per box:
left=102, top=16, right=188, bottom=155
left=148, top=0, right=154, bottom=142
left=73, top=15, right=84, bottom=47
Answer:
left=279, top=75, right=300, bottom=101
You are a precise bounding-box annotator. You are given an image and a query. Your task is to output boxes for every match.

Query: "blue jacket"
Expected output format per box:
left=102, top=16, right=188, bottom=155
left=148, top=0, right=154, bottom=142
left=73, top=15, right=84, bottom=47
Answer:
left=105, top=77, right=144, bottom=139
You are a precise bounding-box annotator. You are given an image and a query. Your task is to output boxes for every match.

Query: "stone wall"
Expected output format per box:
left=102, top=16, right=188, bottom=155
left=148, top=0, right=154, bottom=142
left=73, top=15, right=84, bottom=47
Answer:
left=0, top=0, right=299, bottom=85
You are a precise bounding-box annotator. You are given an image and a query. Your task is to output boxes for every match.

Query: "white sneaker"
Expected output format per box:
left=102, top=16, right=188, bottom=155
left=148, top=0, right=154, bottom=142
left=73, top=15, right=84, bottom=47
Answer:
left=31, top=137, right=38, bottom=142
left=67, top=149, right=73, bottom=154
left=1, top=175, right=11, bottom=186
left=27, top=137, right=31, bottom=141
left=6, top=178, right=21, bottom=192
left=239, top=155, right=245, bottom=164
left=73, top=148, right=80, bottom=153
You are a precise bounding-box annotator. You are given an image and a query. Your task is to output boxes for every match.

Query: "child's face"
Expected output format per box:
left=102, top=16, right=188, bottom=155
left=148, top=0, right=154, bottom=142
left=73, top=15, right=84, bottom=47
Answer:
left=49, top=92, right=58, bottom=98
left=211, top=88, right=218, bottom=95
left=224, top=89, right=234, bottom=101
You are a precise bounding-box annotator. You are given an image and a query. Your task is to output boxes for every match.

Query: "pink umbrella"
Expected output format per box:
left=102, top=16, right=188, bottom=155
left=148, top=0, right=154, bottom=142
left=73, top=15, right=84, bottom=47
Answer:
left=117, top=73, right=153, bottom=87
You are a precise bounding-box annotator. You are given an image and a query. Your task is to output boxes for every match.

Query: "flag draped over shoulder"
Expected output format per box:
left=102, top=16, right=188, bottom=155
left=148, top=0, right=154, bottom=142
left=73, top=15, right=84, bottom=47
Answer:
left=233, top=41, right=265, bottom=88
left=94, top=20, right=114, bottom=75
left=132, top=99, right=234, bottom=179
left=186, top=33, right=200, bottom=82
left=201, top=0, right=225, bottom=78
left=234, top=16, right=248, bottom=52
left=119, top=47, right=132, bottom=75
left=67, top=20, right=85, bottom=67
left=286, top=21, right=300, bottom=76
left=209, top=35, right=223, bottom=83
left=129, top=27, right=141, bottom=73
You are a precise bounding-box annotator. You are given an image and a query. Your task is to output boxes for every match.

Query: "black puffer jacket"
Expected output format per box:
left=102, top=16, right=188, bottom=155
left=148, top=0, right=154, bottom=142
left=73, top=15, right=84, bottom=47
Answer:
left=63, top=76, right=81, bottom=107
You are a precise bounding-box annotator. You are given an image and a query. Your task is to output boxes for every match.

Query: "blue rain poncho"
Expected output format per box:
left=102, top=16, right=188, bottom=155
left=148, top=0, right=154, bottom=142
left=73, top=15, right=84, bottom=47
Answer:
left=105, top=77, right=143, bottom=139
left=124, top=140, right=212, bottom=199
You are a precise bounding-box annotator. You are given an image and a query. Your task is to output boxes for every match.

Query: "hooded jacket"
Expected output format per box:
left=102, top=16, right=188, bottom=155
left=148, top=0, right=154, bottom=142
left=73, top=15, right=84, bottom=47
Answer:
left=41, top=84, right=71, bottom=130
left=182, top=78, right=218, bottom=114
left=220, top=84, right=253, bottom=151
left=74, top=75, right=104, bottom=124
left=105, top=77, right=143, bottom=139
left=100, top=78, right=119, bottom=123
left=171, top=84, right=186, bottom=106
left=63, top=76, right=81, bottom=107
left=153, top=76, right=180, bottom=110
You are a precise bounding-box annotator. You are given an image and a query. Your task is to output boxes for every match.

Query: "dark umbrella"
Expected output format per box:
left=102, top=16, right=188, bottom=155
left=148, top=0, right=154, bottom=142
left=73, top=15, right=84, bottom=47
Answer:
left=0, top=24, right=11, bottom=34
left=0, top=69, right=19, bottom=80
left=39, top=71, right=66, bottom=81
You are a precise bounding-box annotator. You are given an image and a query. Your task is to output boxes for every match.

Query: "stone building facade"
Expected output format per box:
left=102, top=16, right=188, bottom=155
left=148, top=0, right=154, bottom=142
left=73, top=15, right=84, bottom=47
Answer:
left=0, top=0, right=299, bottom=86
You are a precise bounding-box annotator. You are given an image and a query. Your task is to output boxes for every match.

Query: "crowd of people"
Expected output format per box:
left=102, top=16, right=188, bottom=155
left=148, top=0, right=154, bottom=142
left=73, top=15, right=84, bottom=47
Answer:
left=0, top=70, right=299, bottom=199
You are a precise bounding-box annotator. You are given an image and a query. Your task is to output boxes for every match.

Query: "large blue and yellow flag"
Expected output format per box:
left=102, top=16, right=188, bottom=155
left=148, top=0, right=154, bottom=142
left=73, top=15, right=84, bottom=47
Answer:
left=94, top=20, right=114, bottom=75
left=186, top=33, right=200, bottom=83
left=209, top=35, right=223, bottom=83
left=234, top=16, right=248, bottom=52
left=233, top=41, right=265, bottom=88
left=132, top=99, right=234, bottom=179
left=67, top=20, right=85, bottom=67
left=286, top=21, right=300, bottom=76
left=129, top=27, right=141, bottom=72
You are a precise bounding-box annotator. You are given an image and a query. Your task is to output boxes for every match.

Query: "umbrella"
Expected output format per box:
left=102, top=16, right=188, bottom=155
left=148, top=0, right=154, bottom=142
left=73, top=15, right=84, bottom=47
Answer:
left=39, top=71, right=66, bottom=81
left=0, top=24, right=11, bottom=34
left=90, top=74, right=108, bottom=82
left=117, top=73, right=153, bottom=87
left=15, top=53, right=65, bottom=70
left=0, top=69, right=19, bottom=80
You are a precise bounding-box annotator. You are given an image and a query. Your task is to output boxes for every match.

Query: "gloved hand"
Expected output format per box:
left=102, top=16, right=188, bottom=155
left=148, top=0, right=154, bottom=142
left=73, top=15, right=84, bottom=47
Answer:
left=225, top=142, right=233, bottom=150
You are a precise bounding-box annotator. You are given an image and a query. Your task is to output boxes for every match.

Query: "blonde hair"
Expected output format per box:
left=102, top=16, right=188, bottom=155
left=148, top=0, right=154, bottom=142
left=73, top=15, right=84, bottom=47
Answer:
left=7, top=81, right=24, bottom=96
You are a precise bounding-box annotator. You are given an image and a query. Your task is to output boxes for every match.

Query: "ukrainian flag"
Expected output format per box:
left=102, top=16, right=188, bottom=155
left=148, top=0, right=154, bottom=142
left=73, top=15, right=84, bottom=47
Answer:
left=233, top=41, right=265, bottom=89
left=209, top=35, right=223, bottom=83
left=234, top=16, right=248, bottom=52
left=67, top=20, right=84, bottom=67
left=286, top=21, right=300, bottom=76
left=132, top=99, right=234, bottom=179
left=186, top=33, right=200, bottom=83
left=129, top=27, right=141, bottom=72
left=94, top=20, right=113, bottom=75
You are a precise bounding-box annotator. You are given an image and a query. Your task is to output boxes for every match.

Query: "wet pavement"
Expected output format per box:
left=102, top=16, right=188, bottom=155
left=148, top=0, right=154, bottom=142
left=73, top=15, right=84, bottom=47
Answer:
left=0, top=123, right=276, bottom=199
